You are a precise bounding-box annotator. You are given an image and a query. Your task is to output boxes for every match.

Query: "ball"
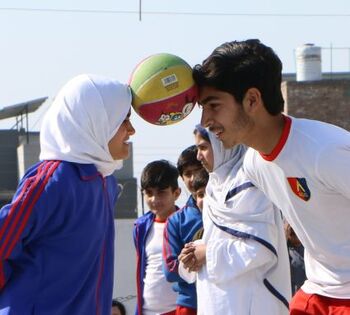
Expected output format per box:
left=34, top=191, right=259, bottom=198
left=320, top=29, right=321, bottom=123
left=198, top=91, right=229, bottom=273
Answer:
left=129, top=53, right=197, bottom=126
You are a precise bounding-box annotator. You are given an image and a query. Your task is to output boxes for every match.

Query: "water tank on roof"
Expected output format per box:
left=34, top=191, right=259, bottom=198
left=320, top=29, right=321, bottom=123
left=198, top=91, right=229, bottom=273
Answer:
left=296, top=44, right=322, bottom=82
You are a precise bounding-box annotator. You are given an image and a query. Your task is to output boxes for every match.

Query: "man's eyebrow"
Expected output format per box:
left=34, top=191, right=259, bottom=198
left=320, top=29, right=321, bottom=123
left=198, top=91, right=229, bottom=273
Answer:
left=199, top=96, right=220, bottom=105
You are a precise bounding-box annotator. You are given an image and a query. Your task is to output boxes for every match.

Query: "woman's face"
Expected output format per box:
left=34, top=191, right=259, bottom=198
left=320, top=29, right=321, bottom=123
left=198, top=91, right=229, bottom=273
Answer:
left=194, top=132, right=214, bottom=172
left=108, top=110, right=135, bottom=160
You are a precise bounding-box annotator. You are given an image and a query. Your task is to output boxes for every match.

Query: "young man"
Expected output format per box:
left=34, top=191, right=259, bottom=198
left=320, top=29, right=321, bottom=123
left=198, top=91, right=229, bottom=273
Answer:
left=133, top=160, right=181, bottom=315
left=194, top=39, right=350, bottom=314
left=162, top=146, right=205, bottom=315
left=0, top=74, right=135, bottom=315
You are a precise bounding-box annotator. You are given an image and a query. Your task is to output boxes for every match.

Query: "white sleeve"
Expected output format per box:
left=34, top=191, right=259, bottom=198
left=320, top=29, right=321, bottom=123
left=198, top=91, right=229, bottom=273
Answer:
left=178, top=261, right=196, bottom=284
left=242, top=148, right=259, bottom=186
left=205, top=237, right=276, bottom=284
left=316, top=144, right=350, bottom=198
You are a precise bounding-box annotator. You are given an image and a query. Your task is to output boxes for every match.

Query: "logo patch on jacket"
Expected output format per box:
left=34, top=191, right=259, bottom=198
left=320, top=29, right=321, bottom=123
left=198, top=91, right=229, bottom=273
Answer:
left=287, top=177, right=311, bottom=201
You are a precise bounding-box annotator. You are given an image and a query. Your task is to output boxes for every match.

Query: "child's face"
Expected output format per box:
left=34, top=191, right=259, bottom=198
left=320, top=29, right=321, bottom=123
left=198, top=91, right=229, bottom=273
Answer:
left=194, top=187, right=206, bottom=211
left=108, top=111, right=135, bottom=160
left=181, top=165, right=203, bottom=194
left=194, top=133, right=214, bottom=172
left=143, top=186, right=181, bottom=220
left=111, top=306, right=122, bottom=315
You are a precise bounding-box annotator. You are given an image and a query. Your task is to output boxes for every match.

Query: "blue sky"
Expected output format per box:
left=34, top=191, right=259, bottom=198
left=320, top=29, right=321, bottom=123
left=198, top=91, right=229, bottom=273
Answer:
left=1, top=0, right=350, bottom=199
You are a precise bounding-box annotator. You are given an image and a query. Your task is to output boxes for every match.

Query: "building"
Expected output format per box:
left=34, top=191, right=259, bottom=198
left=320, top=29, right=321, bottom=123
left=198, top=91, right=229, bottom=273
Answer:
left=282, top=72, right=350, bottom=131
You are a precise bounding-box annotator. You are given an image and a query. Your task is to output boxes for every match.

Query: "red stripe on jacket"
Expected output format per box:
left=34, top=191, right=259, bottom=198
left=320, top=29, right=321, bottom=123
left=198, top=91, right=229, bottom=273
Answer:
left=163, top=220, right=179, bottom=273
left=0, top=161, right=60, bottom=288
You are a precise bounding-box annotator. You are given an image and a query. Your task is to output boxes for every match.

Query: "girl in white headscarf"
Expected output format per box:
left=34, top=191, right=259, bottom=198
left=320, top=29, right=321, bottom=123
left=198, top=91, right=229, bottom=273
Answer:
left=0, top=74, right=135, bottom=315
left=179, top=126, right=291, bottom=315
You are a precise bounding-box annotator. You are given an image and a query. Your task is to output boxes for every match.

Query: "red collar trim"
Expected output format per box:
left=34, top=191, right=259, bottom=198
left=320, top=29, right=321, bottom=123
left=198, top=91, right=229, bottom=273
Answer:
left=260, top=115, right=291, bottom=161
left=154, top=217, right=166, bottom=223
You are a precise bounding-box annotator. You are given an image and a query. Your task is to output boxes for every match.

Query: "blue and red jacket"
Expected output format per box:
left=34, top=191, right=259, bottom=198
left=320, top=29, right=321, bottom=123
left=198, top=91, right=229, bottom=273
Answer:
left=133, top=211, right=155, bottom=315
left=133, top=206, right=181, bottom=315
left=163, top=196, right=203, bottom=309
left=0, top=160, right=118, bottom=315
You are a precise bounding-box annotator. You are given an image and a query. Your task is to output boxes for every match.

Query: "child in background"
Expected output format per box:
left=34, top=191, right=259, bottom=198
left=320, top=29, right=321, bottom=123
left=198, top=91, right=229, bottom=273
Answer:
left=191, top=169, right=209, bottom=212
left=133, top=160, right=181, bottom=315
left=284, top=222, right=307, bottom=295
left=162, top=149, right=207, bottom=315
left=187, top=168, right=209, bottom=242
left=112, top=299, right=126, bottom=315
left=176, top=145, right=203, bottom=199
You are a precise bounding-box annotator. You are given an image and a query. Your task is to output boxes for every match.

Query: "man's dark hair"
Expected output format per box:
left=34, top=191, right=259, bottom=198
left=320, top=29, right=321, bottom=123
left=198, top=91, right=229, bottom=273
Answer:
left=177, top=145, right=202, bottom=177
left=193, top=39, right=284, bottom=115
left=141, top=159, right=179, bottom=191
left=112, top=299, right=126, bottom=315
left=192, top=168, right=209, bottom=192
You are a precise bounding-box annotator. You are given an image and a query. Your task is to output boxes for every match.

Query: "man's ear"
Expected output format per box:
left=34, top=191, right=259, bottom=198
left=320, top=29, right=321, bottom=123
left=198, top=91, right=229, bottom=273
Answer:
left=174, top=187, right=181, bottom=200
left=242, top=88, right=263, bottom=114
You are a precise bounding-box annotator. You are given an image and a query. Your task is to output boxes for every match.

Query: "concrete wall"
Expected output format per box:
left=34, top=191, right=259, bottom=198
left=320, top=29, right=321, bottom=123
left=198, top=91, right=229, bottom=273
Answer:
left=0, top=130, right=19, bottom=191
left=282, top=79, right=350, bottom=131
left=17, top=142, right=40, bottom=179
left=113, top=219, right=137, bottom=314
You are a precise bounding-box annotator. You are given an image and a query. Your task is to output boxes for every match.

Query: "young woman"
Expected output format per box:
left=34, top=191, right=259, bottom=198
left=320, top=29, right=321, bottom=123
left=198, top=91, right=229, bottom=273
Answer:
left=0, top=74, right=135, bottom=315
left=179, top=126, right=291, bottom=315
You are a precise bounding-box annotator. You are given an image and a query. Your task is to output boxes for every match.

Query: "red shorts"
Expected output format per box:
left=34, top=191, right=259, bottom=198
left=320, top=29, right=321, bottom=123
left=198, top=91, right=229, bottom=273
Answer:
left=161, top=307, right=196, bottom=315
left=290, top=289, right=350, bottom=315
left=176, top=305, right=197, bottom=315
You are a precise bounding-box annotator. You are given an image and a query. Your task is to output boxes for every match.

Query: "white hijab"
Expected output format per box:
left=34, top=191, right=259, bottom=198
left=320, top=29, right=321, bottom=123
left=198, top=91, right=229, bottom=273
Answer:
left=207, top=130, right=247, bottom=204
left=205, top=131, right=291, bottom=308
left=40, top=74, right=131, bottom=177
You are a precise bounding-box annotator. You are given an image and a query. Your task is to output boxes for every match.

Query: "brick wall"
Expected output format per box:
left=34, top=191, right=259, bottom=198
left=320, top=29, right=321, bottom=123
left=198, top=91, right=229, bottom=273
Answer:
left=281, top=79, right=350, bottom=131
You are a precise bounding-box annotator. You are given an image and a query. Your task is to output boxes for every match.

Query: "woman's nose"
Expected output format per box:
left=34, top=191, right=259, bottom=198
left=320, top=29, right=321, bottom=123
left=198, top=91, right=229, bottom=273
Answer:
left=128, top=121, right=136, bottom=135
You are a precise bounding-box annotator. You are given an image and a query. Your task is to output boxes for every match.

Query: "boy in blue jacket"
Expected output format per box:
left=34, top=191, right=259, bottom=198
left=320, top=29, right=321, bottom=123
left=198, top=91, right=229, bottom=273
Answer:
left=162, top=146, right=205, bottom=315
left=133, top=160, right=181, bottom=315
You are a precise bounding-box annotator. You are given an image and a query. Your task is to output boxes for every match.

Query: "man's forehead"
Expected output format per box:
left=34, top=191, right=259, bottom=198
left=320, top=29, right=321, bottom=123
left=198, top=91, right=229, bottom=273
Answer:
left=199, top=95, right=221, bottom=105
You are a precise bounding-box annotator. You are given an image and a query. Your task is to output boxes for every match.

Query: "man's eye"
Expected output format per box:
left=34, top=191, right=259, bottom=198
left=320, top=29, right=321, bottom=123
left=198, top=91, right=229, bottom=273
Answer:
left=210, top=103, right=220, bottom=110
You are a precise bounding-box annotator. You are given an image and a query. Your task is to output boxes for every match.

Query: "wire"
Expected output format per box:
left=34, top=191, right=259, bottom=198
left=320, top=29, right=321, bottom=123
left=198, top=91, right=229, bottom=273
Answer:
left=0, top=7, right=349, bottom=17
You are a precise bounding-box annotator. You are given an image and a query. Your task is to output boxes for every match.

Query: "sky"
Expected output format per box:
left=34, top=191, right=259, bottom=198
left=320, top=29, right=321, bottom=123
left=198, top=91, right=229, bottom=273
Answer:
left=1, top=0, right=350, bottom=203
